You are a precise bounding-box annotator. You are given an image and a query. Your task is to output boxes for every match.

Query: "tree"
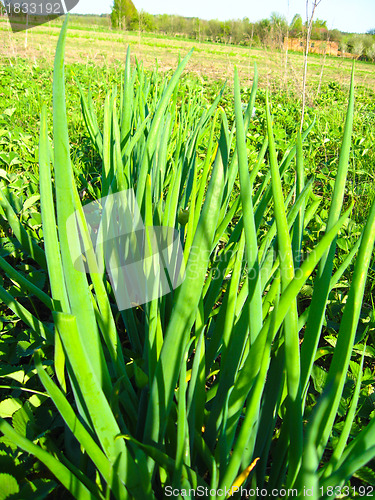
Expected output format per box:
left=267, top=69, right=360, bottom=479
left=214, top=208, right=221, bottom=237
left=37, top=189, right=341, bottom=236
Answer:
left=328, top=28, right=342, bottom=42
left=135, top=10, right=154, bottom=32
left=242, top=18, right=255, bottom=45
left=270, top=12, right=287, bottom=30
left=174, top=15, right=187, bottom=36
left=254, top=18, right=271, bottom=45
left=269, top=12, right=287, bottom=47
left=363, top=34, right=375, bottom=51
left=312, top=18, right=327, bottom=29
left=111, top=0, right=137, bottom=30
left=366, top=43, right=375, bottom=61
left=351, top=36, right=364, bottom=58
left=208, top=19, right=221, bottom=42
left=231, top=19, right=245, bottom=45
left=311, top=17, right=327, bottom=39
left=220, top=21, right=231, bottom=43
left=290, top=14, right=303, bottom=36
left=186, top=17, right=201, bottom=40
left=157, top=14, right=172, bottom=34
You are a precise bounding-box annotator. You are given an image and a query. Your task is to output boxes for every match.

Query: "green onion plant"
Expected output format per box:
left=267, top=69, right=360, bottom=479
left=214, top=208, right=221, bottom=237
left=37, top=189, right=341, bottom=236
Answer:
left=1, top=17, right=375, bottom=499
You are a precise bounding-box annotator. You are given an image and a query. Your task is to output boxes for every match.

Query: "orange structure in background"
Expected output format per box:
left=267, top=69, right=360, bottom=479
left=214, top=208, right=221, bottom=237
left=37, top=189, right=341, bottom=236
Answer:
left=284, top=37, right=339, bottom=56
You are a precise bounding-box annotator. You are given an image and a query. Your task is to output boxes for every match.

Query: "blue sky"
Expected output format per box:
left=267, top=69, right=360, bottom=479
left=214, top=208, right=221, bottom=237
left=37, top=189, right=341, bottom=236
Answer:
left=70, top=0, right=375, bottom=34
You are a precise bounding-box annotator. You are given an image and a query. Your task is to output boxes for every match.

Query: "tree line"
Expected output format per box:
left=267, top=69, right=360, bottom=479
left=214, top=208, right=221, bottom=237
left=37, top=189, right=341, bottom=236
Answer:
left=0, top=0, right=373, bottom=60
left=109, top=0, right=375, bottom=60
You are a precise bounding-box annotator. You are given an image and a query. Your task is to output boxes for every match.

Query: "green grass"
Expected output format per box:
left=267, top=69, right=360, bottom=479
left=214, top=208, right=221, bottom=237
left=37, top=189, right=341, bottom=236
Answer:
left=1, top=57, right=374, bottom=223
left=0, top=17, right=375, bottom=499
left=2, top=14, right=375, bottom=93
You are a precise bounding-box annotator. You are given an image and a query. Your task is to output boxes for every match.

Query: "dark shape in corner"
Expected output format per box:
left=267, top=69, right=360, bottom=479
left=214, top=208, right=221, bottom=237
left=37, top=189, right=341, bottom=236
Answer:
left=2, top=0, right=79, bottom=32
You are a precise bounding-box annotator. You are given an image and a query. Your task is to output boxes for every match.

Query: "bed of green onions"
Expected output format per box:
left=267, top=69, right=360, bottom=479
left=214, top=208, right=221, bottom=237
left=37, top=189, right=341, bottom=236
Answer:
left=1, top=16, right=375, bottom=499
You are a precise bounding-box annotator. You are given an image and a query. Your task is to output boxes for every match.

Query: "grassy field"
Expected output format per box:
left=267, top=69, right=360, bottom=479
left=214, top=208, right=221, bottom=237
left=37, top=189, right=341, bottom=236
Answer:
left=1, top=15, right=375, bottom=499
left=1, top=16, right=374, bottom=222
left=1, top=16, right=375, bottom=91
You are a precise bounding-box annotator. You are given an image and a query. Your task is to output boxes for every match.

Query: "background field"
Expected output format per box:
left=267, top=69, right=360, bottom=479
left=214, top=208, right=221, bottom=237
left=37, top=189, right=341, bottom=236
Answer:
left=1, top=16, right=375, bottom=91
